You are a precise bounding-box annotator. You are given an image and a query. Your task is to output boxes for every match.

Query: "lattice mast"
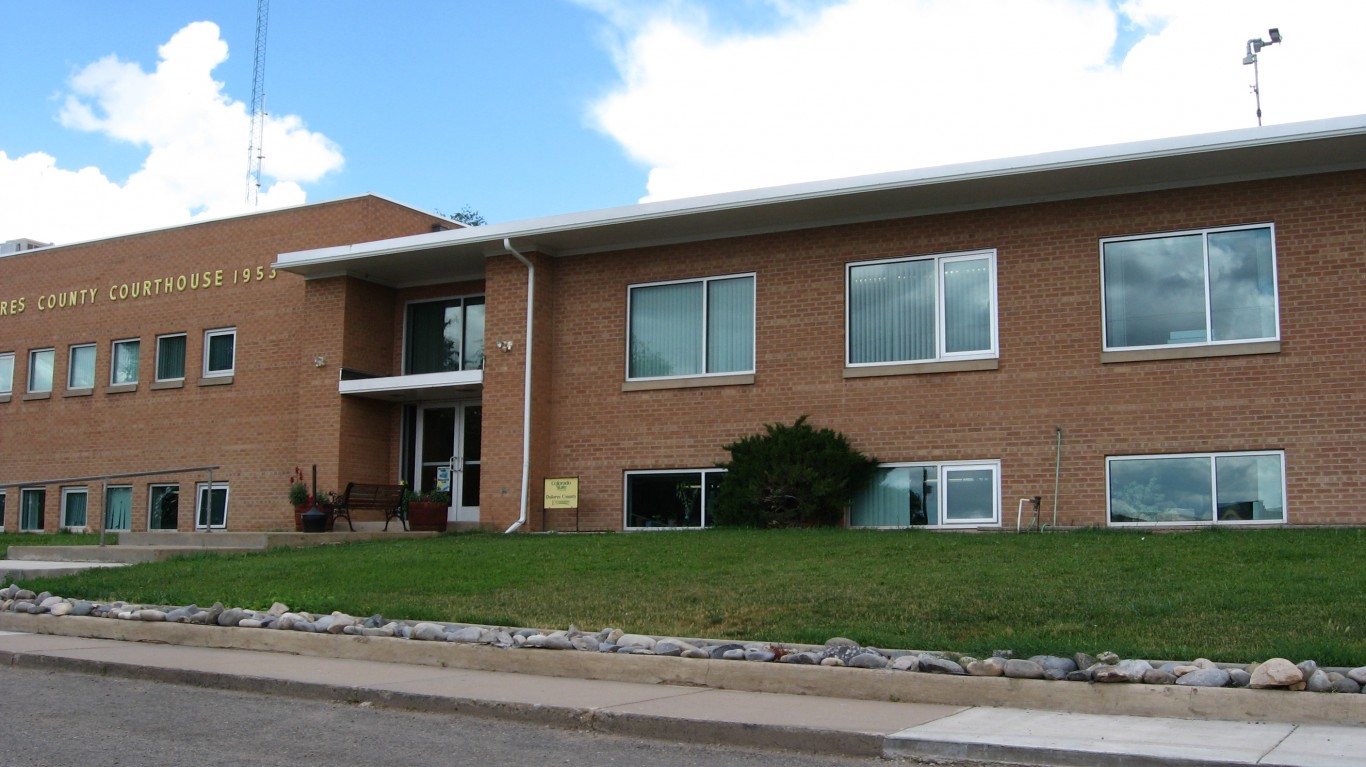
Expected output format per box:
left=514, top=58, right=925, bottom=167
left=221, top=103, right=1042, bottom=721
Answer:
left=245, top=0, right=270, bottom=204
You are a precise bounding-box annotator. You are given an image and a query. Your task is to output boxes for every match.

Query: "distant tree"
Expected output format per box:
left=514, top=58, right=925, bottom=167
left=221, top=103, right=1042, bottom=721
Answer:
left=446, top=204, right=486, bottom=227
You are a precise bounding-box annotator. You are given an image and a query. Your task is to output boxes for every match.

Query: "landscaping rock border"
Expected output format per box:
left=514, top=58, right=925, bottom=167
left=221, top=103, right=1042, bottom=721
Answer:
left=3, top=584, right=1363, bottom=696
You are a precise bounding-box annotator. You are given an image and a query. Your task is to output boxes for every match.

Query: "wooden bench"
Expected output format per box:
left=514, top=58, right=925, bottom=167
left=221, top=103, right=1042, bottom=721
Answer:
left=331, top=482, right=407, bottom=532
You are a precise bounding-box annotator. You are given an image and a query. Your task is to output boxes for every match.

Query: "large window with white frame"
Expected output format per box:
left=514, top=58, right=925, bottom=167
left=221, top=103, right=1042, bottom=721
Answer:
left=61, top=487, right=88, bottom=530
left=148, top=484, right=179, bottom=531
left=195, top=482, right=229, bottom=530
left=627, top=274, right=755, bottom=381
left=850, top=461, right=1000, bottom=528
left=203, top=328, right=236, bottom=377
left=624, top=469, right=725, bottom=529
left=155, top=333, right=186, bottom=382
left=847, top=250, right=997, bottom=367
left=1101, top=224, right=1278, bottom=351
left=1107, top=451, right=1285, bottom=526
left=0, top=352, right=13, bottom=395
left=105, top=485, right=133, bottom=531
left=68, top=344, right=96, bottom=390
left=20, top=488, right=45, bottom=531
left=111, top=339, right=140, bottom=385
left=404, top=296, right=485, bottom=374
left=28, top=348, right=54, bottom=393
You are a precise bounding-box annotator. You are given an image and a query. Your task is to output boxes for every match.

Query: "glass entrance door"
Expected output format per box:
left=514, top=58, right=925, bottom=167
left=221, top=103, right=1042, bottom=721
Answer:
left=414, top=401, right=481, bottom=524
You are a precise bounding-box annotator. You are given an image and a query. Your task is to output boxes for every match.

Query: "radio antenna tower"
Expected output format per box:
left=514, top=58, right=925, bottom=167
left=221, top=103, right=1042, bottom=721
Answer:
left=245, top=0, right=270, bottom=204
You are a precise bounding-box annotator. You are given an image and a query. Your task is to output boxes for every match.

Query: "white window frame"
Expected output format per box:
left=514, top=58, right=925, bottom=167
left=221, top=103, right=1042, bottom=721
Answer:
left=845, top=250, right=999, bottom=368
left=148, top=483, right=179, bottom=531
left=0, top=351, right=13, bottom=395
left=195, top=482, right=229, bottom=530
left=623, top=468, right=726, bottom=530
left=110, top=338, right=140, bottom=386
left=625, top=273, right=756, bottom=382
left=20, top=488, right=44, bottom=531
left=60, top=487, right=88, bottom=531
left=1100, top=223, right=1280, bottom=353
left=28, top=348, right=55, bottom=393
left=1106, top=450, right=1287, bottom=527
left=68, top=343, right=97, bottom=390
left=402, top=294, right=487, bottom=374
left=155, top=333, right=187, bottom=382
left=850, top=460, right=1001, bottom=529
left=203, top=327, right=236, bottom=378
left=104, top=485, right=133, bottom=532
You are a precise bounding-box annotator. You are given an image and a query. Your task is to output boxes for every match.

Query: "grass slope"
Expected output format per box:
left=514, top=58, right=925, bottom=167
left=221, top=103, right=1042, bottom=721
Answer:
left=11, top=528, right=1365, bottom=666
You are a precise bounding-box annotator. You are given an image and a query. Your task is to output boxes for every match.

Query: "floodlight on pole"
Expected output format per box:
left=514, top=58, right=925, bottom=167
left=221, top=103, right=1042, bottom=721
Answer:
left=1243, top=27, right=1282, bottom=126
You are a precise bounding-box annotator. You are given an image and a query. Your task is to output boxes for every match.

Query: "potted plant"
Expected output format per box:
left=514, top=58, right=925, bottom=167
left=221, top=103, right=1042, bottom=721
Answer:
left=289, top=466, right=338, bottom=532
left=406, top=488, right=451, bottom=532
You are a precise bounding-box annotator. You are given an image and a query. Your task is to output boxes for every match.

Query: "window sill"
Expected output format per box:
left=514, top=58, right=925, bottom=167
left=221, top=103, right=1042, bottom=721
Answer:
left=844, top=358, right=999, bottom=378
left=105, top=384, right=138, bottom=394
left=1100, top=340, right=1279, bottom=364
left=198, top=375, right=234, bottom=387
left=150, top=380, right=185, bottom=391
left=22, top=392, right=51, bottom=401
left=63, top=388, right=94, bottom=398
left=0, top=394, right=9, bottom=404
left=622, top=373, right=755, bottom=392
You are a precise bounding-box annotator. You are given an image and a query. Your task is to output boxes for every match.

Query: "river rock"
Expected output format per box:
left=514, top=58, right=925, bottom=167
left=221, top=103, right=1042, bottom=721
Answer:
left=1095, top=651, right=1120, bottom=665
left=217, top=608, right=247, bottom=627
left=1332, top=676, right=1361, bottom=694
left=411, top=623, right=445, bottom=641
left=849, top=652, right=888, bottom=669
left=1004, top=659, right=1045, bottom=679
left=71, top=600, right=94, bottom=617
left=1176, top=668, right=1229, bottom=687
left=919, top=655, right=966, bottom=675
left=1250, top=658, right=1302, bottom=689
left=1142, top=669, right=1175, bottom=685
left=746, top=649, right=777, bottom=663
left=1305, top=669, right=1333, bottom=693
left=1229, top=669, right=1252, bottom=687
left=48, top=601, right=74, bottom=617
left=966, top=657, right=1005, bottom=676
left=616, top=633, right=656, bottom=650
left=1093, top=665, right=1133, bottom=683
left=450, top=626, right=484, bottom=643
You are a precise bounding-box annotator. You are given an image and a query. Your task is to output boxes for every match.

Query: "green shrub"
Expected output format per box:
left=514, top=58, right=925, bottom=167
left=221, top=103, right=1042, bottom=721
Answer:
left=713, top=416, right=878, bottom=528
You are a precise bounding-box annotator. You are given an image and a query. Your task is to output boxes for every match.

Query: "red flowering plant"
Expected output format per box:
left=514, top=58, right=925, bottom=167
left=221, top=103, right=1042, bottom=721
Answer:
left=288, top=466, right=310, bottom=507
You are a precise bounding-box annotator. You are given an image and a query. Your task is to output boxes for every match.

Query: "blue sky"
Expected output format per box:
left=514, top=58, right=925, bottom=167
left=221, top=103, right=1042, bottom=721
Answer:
left=2, top=1, right=1363, bottom=245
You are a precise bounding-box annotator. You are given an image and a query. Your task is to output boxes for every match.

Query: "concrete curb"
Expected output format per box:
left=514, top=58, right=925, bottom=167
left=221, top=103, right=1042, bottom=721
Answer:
left=4, top=612, right=1363, bottom=727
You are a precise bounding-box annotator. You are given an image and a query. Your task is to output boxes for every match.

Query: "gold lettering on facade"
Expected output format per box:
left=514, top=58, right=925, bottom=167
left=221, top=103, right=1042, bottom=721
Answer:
left=6, top=263, right=278, bottom=319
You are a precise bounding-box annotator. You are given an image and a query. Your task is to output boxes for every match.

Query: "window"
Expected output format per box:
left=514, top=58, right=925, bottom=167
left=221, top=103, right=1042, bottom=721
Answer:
left=111, top=339, right=140, bottom=385
left=61, top=487, right=88, bottom=530
left=105, top=486, right=132, bottom=531
left=203, top=328, right=236, bottom=377
left=0, top=352, right=13, bottom=395
left=155, top=333, right=186, bottom=381
left=0, top=490, right=6, bottom=530
left=68, top=344, right=96, bottom=389
left=28, top=348, right=54, bottom=393
left=404, top=296, right=485, bottom=374
left=847, top=251, right=997, bottom=366
left=1102, top=224, right=1278, bottom=351
left=628, top=274, right=755, bottom=380
left=195, top=482, right=229, bottom=530
left=1107, top=451, right=1285, bottom=526
left=20, top=488, right=45, bottom=531
left=625, top=469, right=724, bottom=529
left=851, top=461, right=1000, bottom=527
left=148, top=484, right=179, bottom=530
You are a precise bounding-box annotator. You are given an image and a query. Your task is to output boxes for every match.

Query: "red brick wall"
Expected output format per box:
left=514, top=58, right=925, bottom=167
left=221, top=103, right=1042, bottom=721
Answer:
left=474, top=170, right=1365, bottom=529
left=0, top=197, right=450, bottom=531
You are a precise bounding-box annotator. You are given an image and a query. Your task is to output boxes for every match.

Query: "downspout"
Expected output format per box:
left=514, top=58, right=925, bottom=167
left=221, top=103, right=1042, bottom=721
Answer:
left=502, top=238, right=534, bottom=533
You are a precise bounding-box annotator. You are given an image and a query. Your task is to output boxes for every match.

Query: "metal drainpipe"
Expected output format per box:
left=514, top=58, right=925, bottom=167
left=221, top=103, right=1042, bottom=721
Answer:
left=502, top=238, right=534, bottom=533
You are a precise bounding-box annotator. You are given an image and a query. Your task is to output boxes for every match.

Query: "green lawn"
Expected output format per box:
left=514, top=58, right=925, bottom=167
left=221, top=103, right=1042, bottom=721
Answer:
left=11, top=528, right=1365, bottom=666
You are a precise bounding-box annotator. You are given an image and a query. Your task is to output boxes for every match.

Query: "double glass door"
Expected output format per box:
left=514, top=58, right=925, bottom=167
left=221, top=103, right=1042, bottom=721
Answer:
left=414, top=401, right=481, bottom=523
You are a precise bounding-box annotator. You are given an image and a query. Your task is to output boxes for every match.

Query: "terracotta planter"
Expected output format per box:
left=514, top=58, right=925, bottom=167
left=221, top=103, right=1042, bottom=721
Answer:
left=406, top=502, right=449, bottom=532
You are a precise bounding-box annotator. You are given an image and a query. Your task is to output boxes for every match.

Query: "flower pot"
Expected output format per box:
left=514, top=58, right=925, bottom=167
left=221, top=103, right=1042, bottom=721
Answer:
left=294, top=503, right=335, bottom=532
left=407, top=502, right=448, bottom=532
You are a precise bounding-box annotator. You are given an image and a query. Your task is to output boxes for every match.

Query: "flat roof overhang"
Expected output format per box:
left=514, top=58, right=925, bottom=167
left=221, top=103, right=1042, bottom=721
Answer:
left=275, top=115, right=1366, bottom=287
left=338, top=370, right=482, bottom=402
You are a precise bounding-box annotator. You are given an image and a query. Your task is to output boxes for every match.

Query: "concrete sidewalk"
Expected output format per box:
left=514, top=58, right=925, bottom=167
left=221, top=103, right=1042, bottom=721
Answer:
left=0, top=628, right=1360, bottom=765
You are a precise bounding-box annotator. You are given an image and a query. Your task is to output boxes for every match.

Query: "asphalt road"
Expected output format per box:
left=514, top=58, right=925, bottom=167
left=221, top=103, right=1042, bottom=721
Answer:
left=0, top=665, right=1014, bottom=767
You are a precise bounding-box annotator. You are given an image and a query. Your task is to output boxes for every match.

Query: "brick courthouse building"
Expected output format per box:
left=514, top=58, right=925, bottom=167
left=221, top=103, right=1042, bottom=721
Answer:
left=3, top=117, right=1365, bottom=532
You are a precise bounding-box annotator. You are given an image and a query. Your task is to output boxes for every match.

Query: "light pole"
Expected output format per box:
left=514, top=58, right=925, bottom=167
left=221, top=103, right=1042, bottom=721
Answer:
left=1243, top=28, right=1282, bottom=126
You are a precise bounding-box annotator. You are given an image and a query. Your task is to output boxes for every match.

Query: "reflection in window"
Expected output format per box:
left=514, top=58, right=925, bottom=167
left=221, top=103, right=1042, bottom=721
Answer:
left=0, top=352, right=13, bottom=394
left=625, top=470, right=724, bottom=528
left=1103, top=225, right=1277, bottom=350
left=111, top=340, right=140, bottom=385
left=149, top=484, right=179, bottom=530
left=848, top=251, right=996, bottom=365
left=405, top=296, right=485, bottom=374
left=28, top=348, right=54, bottom=393
left=851, top=462, right=999, bottom=527
left=1107, top=452, right=1285, bottom=525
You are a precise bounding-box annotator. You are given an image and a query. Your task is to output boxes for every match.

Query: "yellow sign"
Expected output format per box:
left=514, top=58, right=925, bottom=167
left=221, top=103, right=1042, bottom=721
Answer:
left=543, top=477, right=579, bottom=509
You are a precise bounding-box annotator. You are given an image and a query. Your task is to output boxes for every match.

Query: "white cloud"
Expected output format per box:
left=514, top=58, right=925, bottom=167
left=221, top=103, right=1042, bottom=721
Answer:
left=587, top=0, right=1366, bottom=202
left=0, top=21, right=342, bottom=245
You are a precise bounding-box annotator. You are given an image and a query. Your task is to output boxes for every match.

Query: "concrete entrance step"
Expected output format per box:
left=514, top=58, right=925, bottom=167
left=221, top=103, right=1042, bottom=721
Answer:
left=7, top=546, right=245, bottom=564
left=8, top=530, right=436, bottom=564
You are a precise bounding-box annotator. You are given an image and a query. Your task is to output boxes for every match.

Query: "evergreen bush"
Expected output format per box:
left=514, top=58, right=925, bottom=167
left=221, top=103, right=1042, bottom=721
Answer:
left=713, top=416, right=878, bottom=528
